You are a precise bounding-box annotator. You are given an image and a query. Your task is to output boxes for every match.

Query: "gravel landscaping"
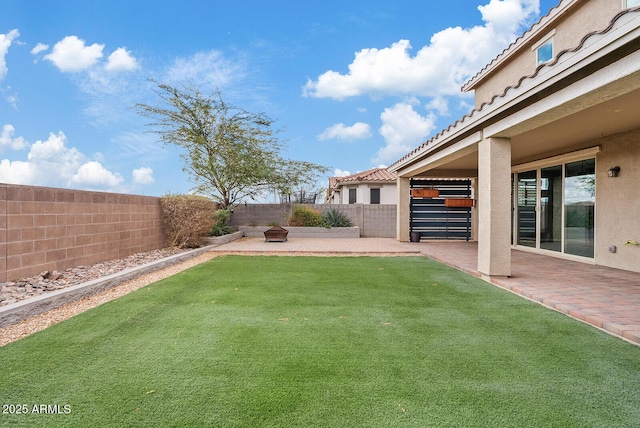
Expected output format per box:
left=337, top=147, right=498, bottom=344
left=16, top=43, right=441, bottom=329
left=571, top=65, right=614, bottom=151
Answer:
left=0, top=250, right=217, bottom=347
left=0, top=248, right=187, bottom=307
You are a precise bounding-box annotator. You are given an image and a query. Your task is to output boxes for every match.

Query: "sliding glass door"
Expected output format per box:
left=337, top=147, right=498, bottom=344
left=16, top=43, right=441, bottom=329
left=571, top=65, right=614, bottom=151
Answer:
left=516, top=170, right=537, bottom=247
left=564, top=159, right=595, bottom=257
left=540, top=165, right=563, bottom=252
left=513, top=158, right=595, bottom=258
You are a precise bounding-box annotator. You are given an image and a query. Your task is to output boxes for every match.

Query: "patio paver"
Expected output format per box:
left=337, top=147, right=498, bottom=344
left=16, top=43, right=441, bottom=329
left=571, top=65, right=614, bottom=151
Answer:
left=213, top=237, right=640, bottom=346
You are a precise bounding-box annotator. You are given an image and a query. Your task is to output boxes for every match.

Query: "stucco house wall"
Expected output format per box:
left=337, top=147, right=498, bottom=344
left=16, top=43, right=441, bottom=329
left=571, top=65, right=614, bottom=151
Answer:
left=594, top=128, right=640, bottom=272
left=336, top=183, right=397, bottom=205
left=504, top=128, right=640, bottom=274
left=471, top=0, right=621, bottom=108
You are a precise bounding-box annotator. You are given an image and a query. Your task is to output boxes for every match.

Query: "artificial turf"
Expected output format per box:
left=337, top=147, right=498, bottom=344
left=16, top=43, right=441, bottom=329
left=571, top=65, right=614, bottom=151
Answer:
left=0, top=255, right=639, bottom=427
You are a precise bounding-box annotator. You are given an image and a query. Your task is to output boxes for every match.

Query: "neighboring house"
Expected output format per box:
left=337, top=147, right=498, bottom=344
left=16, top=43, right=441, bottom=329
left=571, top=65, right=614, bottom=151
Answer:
left=326, top=167, right=397, bottom=204
left=389, top=0, right=640, bottom=276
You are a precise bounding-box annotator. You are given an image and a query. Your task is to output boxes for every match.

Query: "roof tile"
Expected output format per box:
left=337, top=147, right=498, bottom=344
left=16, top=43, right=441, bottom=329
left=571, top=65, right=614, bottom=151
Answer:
left=331, top=167, right=397, bottom=188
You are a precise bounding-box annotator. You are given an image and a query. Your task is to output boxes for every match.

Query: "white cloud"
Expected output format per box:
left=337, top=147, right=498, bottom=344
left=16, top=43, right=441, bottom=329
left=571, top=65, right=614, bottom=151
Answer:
left=426, top=96, right=450, bottom=116
left=39, top=36, right=138, bottom=74
left=44, top=35, right=104, bottom=72
left=0, top=132, right=77, bottom=185
left=30, top=42, right=49, bottom=56
left=0, top=130, right=125, bottom=190
left=333, top=169, right=351, bottom=177
left=303, top=0, right=539, bottom=100
left=458, top=99, right=474, bottom=113
left=110, top=131, right=166, bottom=162
left=0, top=29, right=20, bottom=80
left=5, top=92, right=18, bottom=109
left=164, top=50, right=247, bottom=89
left=0, top=158, right=32, bottom=183
left=132, top=167, right=154, bottom=185
left=29, top=37, right=142, bottom=126
left=70, top=161, right=124, bottom=187
left=105, top=47, right=138, bottom=72
left=27, top=132, right=80, bottom=163
left=373, top=101, right=437, bottom=164
left=0, top=124, right=28, bottom=151
left=76, top=59, right=145, bottom=127
left=318, top=122, right=372, bottom=141
left=479, top=0, right=539, bottom=35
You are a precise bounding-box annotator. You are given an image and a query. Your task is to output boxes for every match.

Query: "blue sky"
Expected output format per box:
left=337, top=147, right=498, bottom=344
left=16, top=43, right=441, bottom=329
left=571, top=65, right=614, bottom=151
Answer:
left=0, top=0, right=556, bottom=198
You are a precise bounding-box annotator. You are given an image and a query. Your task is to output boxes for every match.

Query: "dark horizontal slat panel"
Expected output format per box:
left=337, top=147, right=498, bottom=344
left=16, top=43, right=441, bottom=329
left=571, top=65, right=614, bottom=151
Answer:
left=411, top=210, right=471, bottom=216
left=410, top=179, right=472, bottom=241
left=412, top=225, right=471, bottom=230
left=412, top=232, right=470, bottom=239
left=411, top=216, right=471, bottom=223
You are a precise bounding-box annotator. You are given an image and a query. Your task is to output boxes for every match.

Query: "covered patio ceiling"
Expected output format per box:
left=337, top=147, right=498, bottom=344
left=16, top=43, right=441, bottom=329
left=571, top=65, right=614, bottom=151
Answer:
left=410, top=76, right=640, bottom=176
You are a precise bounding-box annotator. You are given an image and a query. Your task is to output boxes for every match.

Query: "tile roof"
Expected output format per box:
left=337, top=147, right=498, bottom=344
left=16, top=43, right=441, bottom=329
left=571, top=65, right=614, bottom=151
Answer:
left=326, top=167, right=397, bottom=202
left=331, top=167, right=397, bottom=188
left=389, top=6, right=640, bottom=172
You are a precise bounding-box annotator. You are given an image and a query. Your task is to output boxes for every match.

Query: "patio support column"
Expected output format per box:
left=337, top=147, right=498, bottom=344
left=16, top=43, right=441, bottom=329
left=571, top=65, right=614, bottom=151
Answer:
left=397, top=176, right=410, bottom=242
left=477, top=137, right=511, bottom=277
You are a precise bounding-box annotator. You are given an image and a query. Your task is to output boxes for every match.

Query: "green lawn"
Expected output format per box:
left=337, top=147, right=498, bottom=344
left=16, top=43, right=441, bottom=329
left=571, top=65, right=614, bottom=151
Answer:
left=1, top=255, right=639, bottom=427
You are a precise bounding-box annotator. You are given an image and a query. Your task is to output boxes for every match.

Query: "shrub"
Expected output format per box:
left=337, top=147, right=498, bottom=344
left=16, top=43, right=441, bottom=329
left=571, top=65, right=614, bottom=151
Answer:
left=160, top=194, right=217, bottom=248
left=211, top=209, right=234, bottom=237
left=288, top=205, right=323, bottom=227
left=321, top=208, right=353, bottom=227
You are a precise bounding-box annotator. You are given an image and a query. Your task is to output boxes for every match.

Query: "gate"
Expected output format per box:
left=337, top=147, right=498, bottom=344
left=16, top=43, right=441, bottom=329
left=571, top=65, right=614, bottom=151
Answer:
left=410, top=179, right=473, bottom=241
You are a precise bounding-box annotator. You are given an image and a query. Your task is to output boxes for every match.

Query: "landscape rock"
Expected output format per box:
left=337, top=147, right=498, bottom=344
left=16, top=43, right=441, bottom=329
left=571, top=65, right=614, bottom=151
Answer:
left=0, top=248, right=185, bottom=307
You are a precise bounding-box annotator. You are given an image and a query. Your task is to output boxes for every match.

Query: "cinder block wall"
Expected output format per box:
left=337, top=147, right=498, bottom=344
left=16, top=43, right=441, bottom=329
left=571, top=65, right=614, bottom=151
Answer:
left=0, top=184, right=165, bottom=282
left=229, top=204, right=396, bottom=238
left=362, top=204, right=397, bottom=238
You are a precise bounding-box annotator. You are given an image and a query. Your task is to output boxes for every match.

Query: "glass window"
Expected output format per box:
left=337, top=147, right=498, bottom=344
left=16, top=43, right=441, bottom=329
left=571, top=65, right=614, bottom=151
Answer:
left=564, top=159, right=595, bottom=258
left=537, top=39, right=553, bottom=64
left=348, top=188, right=356, bottom=204
left=517, top=170, right=537, bottom=248
left=370, top=188, right=380, bottom=204
left=511, top=174, right=515, bottom=245
left=627, top=0, right=640, bottom=8
left=540, top=165, right=563, bottom=252
left=513, top=157, right=596, bottom=258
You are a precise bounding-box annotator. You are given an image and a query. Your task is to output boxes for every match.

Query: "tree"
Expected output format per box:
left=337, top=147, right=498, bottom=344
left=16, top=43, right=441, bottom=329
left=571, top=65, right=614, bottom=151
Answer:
left=135, top=81, right=329, bottom=208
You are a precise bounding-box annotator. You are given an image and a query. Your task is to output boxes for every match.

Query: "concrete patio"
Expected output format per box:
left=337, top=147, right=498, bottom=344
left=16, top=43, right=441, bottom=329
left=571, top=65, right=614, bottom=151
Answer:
left=212, top=237, right=640, bottom=346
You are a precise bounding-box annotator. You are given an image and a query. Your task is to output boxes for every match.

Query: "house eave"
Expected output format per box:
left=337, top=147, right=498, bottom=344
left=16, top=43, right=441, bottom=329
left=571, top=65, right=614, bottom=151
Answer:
left=334, top=179, right=396, bottom=188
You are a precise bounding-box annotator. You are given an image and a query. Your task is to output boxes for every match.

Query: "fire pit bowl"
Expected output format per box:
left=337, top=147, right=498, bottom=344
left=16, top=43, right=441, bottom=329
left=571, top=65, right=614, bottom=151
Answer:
left=264, top=225, right=289, bottom=242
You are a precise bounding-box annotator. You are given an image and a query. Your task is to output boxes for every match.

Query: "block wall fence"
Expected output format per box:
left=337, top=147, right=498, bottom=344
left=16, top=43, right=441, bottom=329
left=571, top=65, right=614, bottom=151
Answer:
left=229, top=204, right=397, bottom=238
left=0, top=184, right=166, bottom=283
left=0, top=186, right=398, bottom=282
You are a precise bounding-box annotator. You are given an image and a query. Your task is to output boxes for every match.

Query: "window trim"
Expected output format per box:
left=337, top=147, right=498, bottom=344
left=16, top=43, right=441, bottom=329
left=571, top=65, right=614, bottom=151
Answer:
left=512, top=146, right=600, bottom=173
left=348, top=188, right=357, bottom=204
left=370, top=188, right=381, bottom=204
left=511, top=148, right=599, bottom=261
left=532, top=29, right=556, bottom=65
